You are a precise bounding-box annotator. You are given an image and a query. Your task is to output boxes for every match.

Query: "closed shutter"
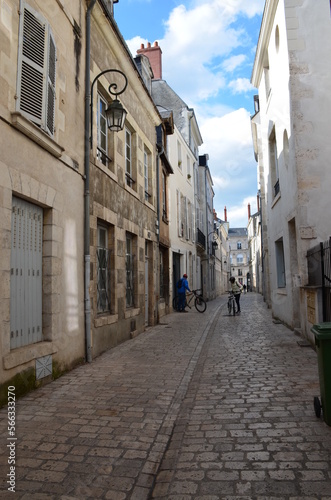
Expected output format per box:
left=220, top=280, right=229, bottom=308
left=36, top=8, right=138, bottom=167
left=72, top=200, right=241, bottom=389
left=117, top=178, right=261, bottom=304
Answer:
left=46, top=31, right=56, bottom=135
left=17, top=2, right=56, bottom=135
left=10, top=198, right=43, bottom=349
left=177, top=190, right=182, bottom=237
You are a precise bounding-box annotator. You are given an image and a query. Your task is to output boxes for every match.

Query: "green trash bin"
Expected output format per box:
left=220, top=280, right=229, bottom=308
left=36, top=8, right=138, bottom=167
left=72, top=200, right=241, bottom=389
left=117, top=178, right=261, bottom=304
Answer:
left=311, top=322, right=331, bottom=425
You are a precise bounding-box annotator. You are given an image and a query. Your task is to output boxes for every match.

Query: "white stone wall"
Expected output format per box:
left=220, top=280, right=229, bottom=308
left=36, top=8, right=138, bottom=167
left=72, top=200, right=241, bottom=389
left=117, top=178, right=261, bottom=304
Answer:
left=168, top=127, right=198, bottom=295
left=252, top=0, right=331, bottom=333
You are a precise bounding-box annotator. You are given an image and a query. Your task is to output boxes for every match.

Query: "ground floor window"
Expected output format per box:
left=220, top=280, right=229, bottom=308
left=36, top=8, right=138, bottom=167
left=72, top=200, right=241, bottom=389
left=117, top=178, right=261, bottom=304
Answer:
left=97, top=224, right=111, bottom=313
left=126, top=233, right=134, bottom=307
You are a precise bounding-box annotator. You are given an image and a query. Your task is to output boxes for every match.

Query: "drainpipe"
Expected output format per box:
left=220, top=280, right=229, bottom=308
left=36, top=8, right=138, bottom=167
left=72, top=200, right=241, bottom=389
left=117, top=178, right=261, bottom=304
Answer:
left=205, top=166, right=210, bottom=300
left=156, top=143, right=163, bottom=323
left=84, top=0, right=96, bottom=363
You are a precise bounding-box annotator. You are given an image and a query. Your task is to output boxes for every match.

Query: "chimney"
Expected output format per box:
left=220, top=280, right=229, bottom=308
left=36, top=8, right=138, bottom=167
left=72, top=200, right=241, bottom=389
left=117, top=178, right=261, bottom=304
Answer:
left=224, top=206, right=227, bottom=222
left=248, top=203, right=251, bottom=220
left=137, top=41, right=162, bottom=79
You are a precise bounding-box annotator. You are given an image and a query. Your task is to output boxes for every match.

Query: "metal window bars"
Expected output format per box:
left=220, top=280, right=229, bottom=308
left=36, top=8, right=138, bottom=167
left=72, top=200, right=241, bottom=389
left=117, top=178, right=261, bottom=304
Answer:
left=97, top=247, right=111, bottom=313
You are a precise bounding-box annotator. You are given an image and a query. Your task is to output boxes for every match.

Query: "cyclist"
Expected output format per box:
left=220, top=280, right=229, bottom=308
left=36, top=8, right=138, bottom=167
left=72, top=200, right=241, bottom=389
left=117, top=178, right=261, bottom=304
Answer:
left=229, top=276, right=243, bottom=313
left=177, top=273, right=191, bottom=312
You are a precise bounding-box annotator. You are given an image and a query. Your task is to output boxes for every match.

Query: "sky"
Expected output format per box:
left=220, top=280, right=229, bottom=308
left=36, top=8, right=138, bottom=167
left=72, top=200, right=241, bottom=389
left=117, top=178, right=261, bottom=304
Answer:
left=114, top=0, right=265, bottom=228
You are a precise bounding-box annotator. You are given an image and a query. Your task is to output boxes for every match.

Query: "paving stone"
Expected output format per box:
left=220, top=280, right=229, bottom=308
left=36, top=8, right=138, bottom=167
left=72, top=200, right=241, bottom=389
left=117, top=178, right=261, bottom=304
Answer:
left=1, top=294, right=331, bottom=499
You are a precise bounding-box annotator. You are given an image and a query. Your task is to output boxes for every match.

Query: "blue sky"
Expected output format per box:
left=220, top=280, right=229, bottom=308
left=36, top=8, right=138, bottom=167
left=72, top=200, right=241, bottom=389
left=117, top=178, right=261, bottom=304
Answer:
left=114, top=0, right=265, bottom=227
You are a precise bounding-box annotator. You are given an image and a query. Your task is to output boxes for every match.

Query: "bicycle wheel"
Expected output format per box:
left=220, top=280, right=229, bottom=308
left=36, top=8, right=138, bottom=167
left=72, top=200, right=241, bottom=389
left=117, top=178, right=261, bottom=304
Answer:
left=227, top=299, right=232, bottom=315
left=173, top=296, right=179, bottom=311
left=195, top=296, right=206, bottom=313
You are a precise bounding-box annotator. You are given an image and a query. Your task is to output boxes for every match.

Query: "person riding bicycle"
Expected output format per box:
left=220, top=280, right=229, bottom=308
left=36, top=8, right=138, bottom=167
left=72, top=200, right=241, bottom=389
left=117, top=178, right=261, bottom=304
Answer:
left=177, top=274, right=191, bottom=312
left=229, top=276, right=243, bottom=313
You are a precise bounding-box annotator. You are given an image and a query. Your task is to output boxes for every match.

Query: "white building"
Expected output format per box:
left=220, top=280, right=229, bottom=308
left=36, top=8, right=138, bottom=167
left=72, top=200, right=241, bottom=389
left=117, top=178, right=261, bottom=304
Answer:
left=228, top=228, right=249, bottom=289
left=251, top=0, right=331, bottom=340
left=136, top=43, right=203, bottom=301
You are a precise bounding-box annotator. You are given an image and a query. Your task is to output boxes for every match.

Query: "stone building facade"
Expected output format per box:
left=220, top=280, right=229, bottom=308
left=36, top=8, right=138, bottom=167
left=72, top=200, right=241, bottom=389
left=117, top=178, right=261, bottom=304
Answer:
left=87, top=2, right=163, bottom=356
left=251, top=0, right=331, bottom=340
left=0, top=0, right=86, bottom=401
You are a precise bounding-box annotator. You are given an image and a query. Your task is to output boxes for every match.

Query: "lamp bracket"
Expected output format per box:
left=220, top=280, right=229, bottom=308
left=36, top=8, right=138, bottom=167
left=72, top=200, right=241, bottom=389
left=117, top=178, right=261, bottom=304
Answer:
left=90, top=68, right=128, bottom=149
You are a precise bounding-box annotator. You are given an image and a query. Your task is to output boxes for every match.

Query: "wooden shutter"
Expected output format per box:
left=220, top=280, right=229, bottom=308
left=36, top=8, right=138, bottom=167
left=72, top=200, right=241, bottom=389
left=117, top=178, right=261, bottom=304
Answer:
left=17, top=3, right=56, bottom=136
left=18, top=5, right=46, bottom=126
left=46, top=31, right=56, bottom=135
left=177, top=190, right=182, bottom=237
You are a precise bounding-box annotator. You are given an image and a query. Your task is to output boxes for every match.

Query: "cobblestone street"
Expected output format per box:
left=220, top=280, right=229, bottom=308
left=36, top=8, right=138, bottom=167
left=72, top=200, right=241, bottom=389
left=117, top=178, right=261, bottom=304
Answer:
left=1, top=293, right=330, bottom=499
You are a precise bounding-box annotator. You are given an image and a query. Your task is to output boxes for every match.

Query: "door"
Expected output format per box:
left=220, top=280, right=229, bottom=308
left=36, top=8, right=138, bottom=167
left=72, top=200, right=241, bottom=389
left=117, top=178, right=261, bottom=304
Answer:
left=173, top=252, right=181, bottom=297
left=10, top=197, right=43, bottom=349
left=145, top=256, right=149, bottom=325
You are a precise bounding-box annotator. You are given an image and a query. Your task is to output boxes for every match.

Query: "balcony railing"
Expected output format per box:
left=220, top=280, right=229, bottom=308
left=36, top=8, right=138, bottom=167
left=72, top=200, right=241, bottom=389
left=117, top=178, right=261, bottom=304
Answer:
left=197, top=228, right=206, bottom=249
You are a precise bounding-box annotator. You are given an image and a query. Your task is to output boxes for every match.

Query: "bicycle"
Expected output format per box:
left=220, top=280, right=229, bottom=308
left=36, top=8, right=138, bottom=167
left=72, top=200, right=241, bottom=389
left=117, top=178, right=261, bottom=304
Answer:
left=173, top=289, right=207, bottom=313
left=227, top=291, right=236, bottom=316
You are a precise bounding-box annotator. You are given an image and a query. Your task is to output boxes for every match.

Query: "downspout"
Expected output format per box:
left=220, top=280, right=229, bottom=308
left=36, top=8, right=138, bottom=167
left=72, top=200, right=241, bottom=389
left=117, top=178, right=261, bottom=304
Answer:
left=205, top=166, right=209, bottom=299
left=156, top=147, right=161, bottom=245
left=84, top=0, right=96, bottom=363
left=156, top=143, right=162, bottom=323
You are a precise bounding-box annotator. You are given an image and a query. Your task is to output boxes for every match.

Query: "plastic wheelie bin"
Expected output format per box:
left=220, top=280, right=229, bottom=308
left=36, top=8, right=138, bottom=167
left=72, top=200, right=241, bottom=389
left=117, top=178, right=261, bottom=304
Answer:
left=311, top=322, right=331, bottom=425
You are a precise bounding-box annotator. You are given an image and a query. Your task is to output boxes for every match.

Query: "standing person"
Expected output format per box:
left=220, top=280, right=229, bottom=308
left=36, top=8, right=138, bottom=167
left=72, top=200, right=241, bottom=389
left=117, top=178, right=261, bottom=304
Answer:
left=177, top=273, right=191, bottom=312
left=229, top=277, right=243, bottom=313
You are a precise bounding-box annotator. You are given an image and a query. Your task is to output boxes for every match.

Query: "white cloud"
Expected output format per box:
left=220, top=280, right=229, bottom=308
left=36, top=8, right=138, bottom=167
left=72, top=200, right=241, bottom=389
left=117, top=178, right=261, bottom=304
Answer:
left=222, top=54, right=247, bottom=73
left=123, top=0, right=264, bottom=227
left=214, top=195, right=258, bottom=228
left=200, top=108, right=253, bottom=160
left=228, top=77, right=255, bottom=94
left=199, top=108, right=258, bottom=227
left=125, top=36, right=148, bottom=57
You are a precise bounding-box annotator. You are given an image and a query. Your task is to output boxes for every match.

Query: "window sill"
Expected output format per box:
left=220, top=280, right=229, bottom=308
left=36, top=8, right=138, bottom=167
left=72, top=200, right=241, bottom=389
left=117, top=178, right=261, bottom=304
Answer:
left=144, top=198, right=155, bottom=210
left=125, top=183, right=139, bottom=200
left=94, top=314, right=118, bottom=328
left=11, top=112, right=64, bottom=158
left=271, top=190, right=281, bottom=208
left=125, top=307, right=140, bottom=319
left=4, top=341, right=57, bottom=370
left=276, top=288, right=287, bottom=295
left=94, top=158, right=118, bottom=182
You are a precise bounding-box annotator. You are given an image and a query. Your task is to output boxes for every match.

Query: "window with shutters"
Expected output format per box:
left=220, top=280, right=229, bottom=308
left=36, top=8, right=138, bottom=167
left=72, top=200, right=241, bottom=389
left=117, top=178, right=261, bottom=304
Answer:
left=177, top=190, right=182, bottom=237
left=16, top=2, right=56, bottom=136
left=181, top=195, right=187, bottom=239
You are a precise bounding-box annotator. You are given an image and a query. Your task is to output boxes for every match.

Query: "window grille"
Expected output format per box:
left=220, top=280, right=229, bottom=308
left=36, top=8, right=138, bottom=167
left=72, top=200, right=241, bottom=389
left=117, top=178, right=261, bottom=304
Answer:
left=97, top=247, right=111, bottom=312
left=126, top=234, right=134, bottom=307
left=97, top=226, right=111, bottom=313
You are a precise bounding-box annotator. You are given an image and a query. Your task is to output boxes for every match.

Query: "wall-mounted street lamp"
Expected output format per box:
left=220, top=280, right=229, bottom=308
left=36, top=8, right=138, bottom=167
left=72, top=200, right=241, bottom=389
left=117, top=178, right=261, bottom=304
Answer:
left=90, top=68, right=128, bottom=149
left=84, top=66, right=128, bottom=364
left=207, top=231, right=219, bottom=251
